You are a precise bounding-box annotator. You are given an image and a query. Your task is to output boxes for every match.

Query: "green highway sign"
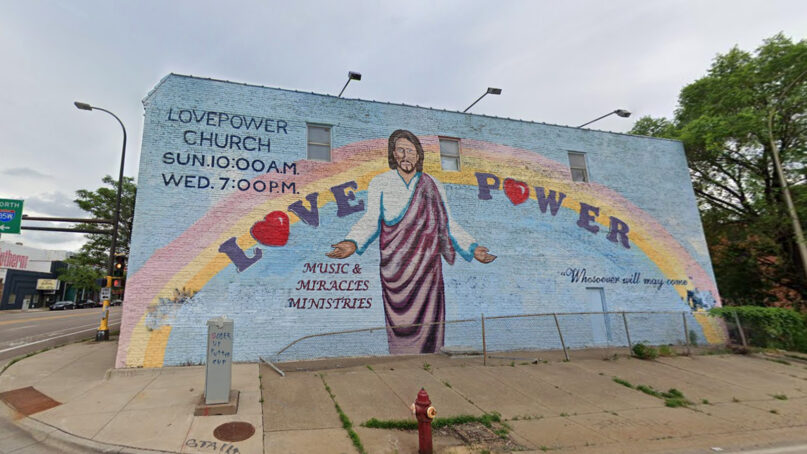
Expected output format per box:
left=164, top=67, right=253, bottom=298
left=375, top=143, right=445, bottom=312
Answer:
left=0, top=199, right=24, bottom=234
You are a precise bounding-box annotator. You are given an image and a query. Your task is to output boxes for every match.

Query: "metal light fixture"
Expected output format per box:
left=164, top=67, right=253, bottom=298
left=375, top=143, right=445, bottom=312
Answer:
left=74, top=101, right=93, bottom=111
left=578, top=109, right=632, bottom=128
left=74, top=100, right=127, bottom=340
left=463, top=87, right=502, bottom=113
left=338, top=71, right=362, bottom=97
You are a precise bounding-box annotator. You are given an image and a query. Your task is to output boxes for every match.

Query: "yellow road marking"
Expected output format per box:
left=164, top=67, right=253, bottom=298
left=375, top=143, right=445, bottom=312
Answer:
left=0, top=311, right=108, bottom=326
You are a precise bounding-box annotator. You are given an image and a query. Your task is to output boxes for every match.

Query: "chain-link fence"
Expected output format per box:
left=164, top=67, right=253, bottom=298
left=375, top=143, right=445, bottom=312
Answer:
left=271, top=310, right=709, bottom=363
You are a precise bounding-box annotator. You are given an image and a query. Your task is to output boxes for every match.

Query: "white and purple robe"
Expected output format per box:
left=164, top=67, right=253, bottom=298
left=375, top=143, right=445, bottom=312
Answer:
left=346, top=170, right=477, bottom=354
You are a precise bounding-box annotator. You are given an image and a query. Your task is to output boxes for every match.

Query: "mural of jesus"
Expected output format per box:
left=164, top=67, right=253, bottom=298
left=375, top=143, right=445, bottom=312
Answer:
left=327, top=129, right=496, bottom=354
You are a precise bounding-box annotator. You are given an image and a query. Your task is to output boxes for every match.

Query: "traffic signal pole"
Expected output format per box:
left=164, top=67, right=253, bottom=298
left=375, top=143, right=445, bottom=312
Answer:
left=96, top=276, right=112, bottom=341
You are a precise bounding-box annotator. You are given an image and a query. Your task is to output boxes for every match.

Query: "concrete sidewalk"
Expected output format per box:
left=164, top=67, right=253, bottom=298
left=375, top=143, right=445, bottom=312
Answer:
left=2, top=341, right=807, bottom=453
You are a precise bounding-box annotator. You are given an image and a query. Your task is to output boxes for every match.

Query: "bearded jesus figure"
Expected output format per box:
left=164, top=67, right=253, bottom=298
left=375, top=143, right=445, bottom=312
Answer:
left=327, top=129, right=496, bottom=354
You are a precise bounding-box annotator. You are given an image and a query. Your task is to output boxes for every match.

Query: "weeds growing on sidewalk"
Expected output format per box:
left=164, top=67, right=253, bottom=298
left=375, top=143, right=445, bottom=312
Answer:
left=320, top=374, right=366, bottom=454
left=363, top=412, right=509, bottom=438
left=773, top=394, right=788, bottom=400
left=612, top=377, right=634, bottom=388
left=613, top=376, right=693, bottom=408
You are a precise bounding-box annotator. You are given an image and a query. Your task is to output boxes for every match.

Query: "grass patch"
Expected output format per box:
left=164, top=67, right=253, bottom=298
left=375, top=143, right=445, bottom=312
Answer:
left=511, top=415, right=542, bottom=421
left=633, top=384, right=692, bottom=407
left=770, top=409, right=779, bottom=414
left=363, top=412, right=506, bottom=434
left=422, top=362, right=431, bottom=372
left=442, top=380, right=452, bottom=388
left=365, top=364, right=373, bottom=371
left=658, top=345, right=675, bottom=357
left=632, top=343, right=659, bottom=360
left=701, top=399, right=710, bottom=405
left=636, top=385, right=662, bottom=398
left=612, top=377, right=634, bottom=389
left=664, top=397, right=689, bottom=408
left=363, top=418, right=417, bottom=430
left=321, top=375, right=366, bottom=454
left=772, top=394, right=788, bottom=400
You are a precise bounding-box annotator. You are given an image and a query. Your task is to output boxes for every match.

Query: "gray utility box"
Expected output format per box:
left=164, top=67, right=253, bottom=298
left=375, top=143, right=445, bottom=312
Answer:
left=205, top=316, right=234, bottom=405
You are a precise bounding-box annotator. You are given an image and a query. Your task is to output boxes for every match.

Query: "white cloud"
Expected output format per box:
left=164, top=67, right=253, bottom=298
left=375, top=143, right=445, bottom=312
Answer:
left=0, top=0, right=804, bottom=200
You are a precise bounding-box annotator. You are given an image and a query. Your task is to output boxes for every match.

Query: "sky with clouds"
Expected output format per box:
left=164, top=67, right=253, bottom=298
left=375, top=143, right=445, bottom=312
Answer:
left=0, top=0, right=805, bottom=252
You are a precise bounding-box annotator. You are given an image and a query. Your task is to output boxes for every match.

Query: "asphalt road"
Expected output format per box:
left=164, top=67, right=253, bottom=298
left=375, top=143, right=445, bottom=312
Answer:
left=0, top=307, right=122, bottom=363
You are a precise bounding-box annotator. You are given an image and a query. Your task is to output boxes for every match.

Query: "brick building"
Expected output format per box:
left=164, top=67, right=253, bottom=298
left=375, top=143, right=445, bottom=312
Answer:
left=116, top=74, right=724, bottom=368
left=0, top=241, right=71, bottom=310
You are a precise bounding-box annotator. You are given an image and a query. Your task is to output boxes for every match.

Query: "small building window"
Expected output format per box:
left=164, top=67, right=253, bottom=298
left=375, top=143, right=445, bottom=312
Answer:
left=568, top=151, right=588, bottom=182
left=307, top=124, right=331, bottom=161
left=439, top=138, right=460, bottom=171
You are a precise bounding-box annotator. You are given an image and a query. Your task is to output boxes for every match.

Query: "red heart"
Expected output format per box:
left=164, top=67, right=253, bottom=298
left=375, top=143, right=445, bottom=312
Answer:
left=503, top=178, right=529, bottom=205
left=250, top=211, right=290, bottom=246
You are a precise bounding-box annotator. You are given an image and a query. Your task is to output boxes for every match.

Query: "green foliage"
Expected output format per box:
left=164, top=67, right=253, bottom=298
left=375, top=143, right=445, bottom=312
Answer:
left=664, top=396, right=689, bottom=408
left=321, top=376, right=366, bottom=454
left=634, top=384, right=693, bottom=407
left=612, top=377, right=634, bottom=389
left=636, top=385, right=661, bottom=398
left=630, top=34, right=807, bottom=307
left=632, top=343, right=659, bottom=360
left=710, top=306, right=807, bottom=352
left=773, top=394, right=788, bottom=400
left=57, top=255, right=104, bottom=292
left=363, top=418, right=417, bottom=430
left=363, top=412, right=505, bottom=434
left=658, top=345, right=675, bottom=357
left=74, top=175, right=137, bottom=271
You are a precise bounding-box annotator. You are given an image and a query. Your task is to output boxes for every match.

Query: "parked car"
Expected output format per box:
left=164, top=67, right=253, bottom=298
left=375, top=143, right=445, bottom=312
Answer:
left=77, top=299, right=96, bottom=309
left=49, top=300, right=76, bottom=310
left=111, top=299, right=123, bottom=306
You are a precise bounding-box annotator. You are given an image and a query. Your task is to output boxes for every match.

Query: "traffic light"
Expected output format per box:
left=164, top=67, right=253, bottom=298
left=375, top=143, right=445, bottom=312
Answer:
left=95, top=276, right=112, bottom=288
left=112, top=278, right=125, bottom=289
left=113, top=255, right=128, bottom=277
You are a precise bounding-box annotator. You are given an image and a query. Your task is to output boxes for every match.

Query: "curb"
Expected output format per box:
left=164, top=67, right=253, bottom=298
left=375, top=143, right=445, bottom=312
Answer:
left=2, top=401, right=177, bottom=454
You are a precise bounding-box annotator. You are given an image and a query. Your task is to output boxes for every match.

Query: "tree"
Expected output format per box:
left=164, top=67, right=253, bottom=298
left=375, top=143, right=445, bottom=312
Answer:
left=630, top=34, right=807, bottom=309
left=74, top=175, right=137, bottom=271
left=57, top=254, right=104, bottom=293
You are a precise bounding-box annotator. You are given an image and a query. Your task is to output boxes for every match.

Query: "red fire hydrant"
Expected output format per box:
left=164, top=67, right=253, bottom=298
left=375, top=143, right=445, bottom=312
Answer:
left=412, top=388, right=436, bottom=454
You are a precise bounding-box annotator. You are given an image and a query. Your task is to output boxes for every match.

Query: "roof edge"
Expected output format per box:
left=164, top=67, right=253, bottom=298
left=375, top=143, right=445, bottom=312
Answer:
left=147, top=73, right=682, bottom=144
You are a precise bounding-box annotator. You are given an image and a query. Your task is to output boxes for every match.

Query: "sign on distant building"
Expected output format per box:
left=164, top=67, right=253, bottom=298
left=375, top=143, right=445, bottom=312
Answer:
left=0, top=199, right=23, bottom=235
left=36, top=279, right=59, bottom=291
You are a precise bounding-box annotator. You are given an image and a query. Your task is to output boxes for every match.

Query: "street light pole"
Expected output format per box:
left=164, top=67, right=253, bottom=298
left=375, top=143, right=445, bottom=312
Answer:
left=338, top=71, right=362, bottom=97
left=463, top=87, right=502, bottom=113
left=578, top=109, right=631, bottom=128
left=766, top=70, right=807, bottom=283
left=74, top=101, right=126, bottom=341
